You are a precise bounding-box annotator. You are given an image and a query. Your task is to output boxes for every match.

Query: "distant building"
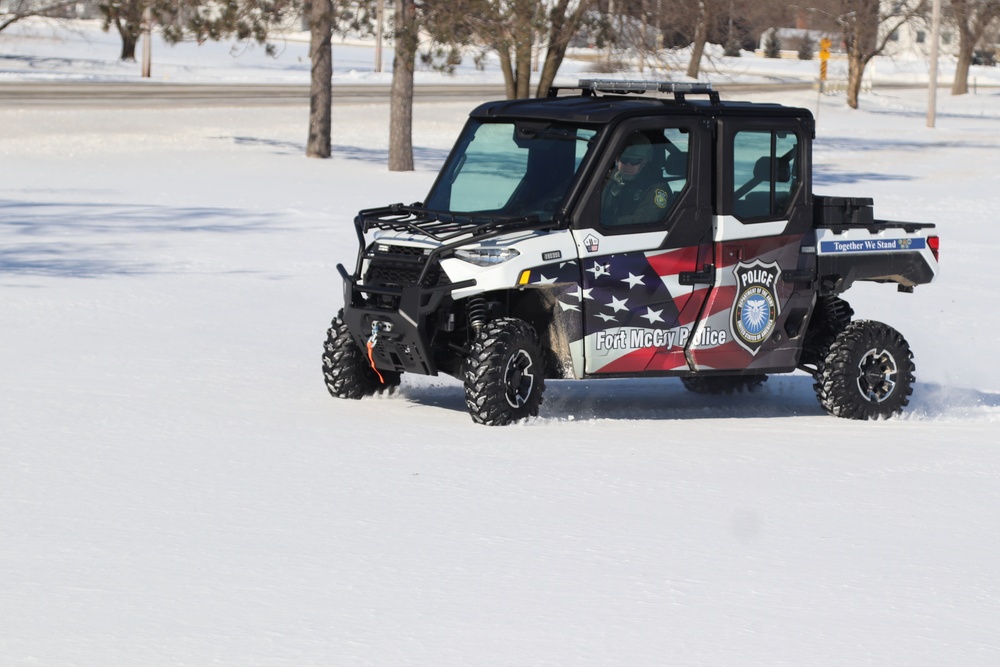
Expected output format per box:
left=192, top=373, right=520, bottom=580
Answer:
left=761, top=1, right=961, bottom=61
left=757, top=28, right=840, bottom=56
left=882, top=18, right=959, bottom=59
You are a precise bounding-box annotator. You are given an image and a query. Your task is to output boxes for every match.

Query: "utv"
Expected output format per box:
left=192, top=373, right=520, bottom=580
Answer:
left=324, top=80, right=939, bottom=425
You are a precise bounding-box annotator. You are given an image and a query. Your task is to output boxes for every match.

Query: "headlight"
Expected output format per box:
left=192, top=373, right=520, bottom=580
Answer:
left=454, top=247, right=520, bottom=266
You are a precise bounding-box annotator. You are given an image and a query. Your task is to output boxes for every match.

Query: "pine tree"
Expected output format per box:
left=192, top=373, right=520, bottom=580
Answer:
left=98, top=0, right=300, bottom=62
left=798, top=33, right=815, bottom=61
left=764, top=29, right=782, bottom=59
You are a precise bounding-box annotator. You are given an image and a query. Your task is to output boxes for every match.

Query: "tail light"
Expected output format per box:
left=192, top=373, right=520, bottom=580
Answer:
left=927, top=235, right=940, bottom=262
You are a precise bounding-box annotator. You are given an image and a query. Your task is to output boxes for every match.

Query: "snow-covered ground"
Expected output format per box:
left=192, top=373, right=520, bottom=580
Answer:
left=2, top=19, right=1000, bottom=666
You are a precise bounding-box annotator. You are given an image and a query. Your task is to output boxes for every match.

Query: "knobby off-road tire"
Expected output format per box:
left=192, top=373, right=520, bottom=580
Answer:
left=322, top=312, right=401, bottom=399
left=681, top=375, right=768, bottom=395
left=464, top=318, right=546, bottom=426
left=814, top=320, right=914, bottom=420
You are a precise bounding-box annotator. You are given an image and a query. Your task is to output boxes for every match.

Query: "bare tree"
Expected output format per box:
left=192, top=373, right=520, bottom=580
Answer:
left=609, top=0, right=783, bottom=79
left=535, top=0, right=598, bottom=96
left=389, top=0, right=417, bottom=170
left=307, top=0, right=333, bottom=158
left=949, top=0, right=1000, bottom=94
left=606, top=0, right=666, bottom=72
left=1, top=0, right=79, bottom=35
left=686, top=0, right=712, bottom=77
left=422, top=0, right=598, bottom=99
left=483, top=0, right=601, bottom=98
left=489, top=0, right=536, bottom=98
left=378, top=0, right=600, bottom=169
left=837, top=0, right=927, bottom=108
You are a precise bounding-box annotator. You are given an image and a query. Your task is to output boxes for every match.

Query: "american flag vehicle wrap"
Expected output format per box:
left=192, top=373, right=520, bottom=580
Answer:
left=523, top=233, right=807, bottom=376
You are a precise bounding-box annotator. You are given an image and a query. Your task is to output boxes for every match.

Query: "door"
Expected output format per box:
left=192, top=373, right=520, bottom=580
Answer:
left=686, top=120, right=813, bottom=372
left=570, top=119, right=715, bottom=376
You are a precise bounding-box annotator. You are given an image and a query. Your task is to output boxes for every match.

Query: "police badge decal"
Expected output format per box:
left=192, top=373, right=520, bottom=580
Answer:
left=731, top=260, right=782, bottom=356
left=654, top=188, right=669, bottom=208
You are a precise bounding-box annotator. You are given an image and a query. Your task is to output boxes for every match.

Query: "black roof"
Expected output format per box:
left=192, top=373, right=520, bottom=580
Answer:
left=468, top=87, right=813, bottom=126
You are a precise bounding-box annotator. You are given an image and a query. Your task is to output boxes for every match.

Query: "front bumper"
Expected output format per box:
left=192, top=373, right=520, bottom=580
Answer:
left=338, top=263, right=473, bottom=376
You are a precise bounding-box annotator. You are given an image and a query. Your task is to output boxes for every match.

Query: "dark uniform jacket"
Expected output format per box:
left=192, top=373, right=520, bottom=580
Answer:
left=600, top=169, right=671, bottom=227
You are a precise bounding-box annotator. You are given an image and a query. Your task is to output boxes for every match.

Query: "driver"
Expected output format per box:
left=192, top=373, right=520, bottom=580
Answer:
left=601, top=133, right=671, bottom=227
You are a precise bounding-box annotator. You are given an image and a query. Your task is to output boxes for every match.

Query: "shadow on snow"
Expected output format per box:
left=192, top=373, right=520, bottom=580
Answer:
left=812, top=134, right=1000, bottom=187
left=397, top=375, right=824, bottom=422
left=0, top=198, right=285, bottom=279
left=228, top=136, right=450, bottom=171
left=331, top=143, right=450, bottom=172
left=394, top=374, right=1000, bottom=423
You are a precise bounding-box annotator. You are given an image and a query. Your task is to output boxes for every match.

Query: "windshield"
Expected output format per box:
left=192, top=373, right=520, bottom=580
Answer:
left=424, top=120, right=598, bottom=221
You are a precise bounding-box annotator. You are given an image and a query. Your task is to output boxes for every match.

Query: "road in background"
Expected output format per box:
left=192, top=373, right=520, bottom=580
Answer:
left=0, top=81, right=815, bottom=108
left=0, top=82, right=501, bottom=108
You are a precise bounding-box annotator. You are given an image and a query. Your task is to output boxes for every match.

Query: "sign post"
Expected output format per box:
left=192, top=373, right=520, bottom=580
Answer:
left=819, top=38, right=831, bottom=92
left=927, top=0, right=942, bottom=127
left=815, top=38, right=831, bottom=121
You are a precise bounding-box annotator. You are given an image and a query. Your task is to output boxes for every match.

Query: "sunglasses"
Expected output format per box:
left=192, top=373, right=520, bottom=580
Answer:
left=619, top=156, right=646, bottom=166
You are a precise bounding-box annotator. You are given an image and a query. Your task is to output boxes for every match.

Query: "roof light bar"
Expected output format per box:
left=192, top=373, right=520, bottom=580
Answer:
left=578, top=79, right=714, bottom=95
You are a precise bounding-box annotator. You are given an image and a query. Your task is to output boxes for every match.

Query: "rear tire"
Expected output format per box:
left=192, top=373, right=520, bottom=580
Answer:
left=322, top=312, right=400, bottom=399
left=814, top=320, right=914, bottom=419
left=464, top=318, right=546, bottom=425
left=800, top=295, right=854, bottom=375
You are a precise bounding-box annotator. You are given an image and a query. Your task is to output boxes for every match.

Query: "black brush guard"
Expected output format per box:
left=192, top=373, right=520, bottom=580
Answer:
left=336, top=204, right=561, bottom=376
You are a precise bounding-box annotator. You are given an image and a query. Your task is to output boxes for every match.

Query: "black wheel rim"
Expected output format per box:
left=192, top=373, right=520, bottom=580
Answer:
left=856, top=346, right=898, bottom=403
left=503, top=349, right=535, bottom=409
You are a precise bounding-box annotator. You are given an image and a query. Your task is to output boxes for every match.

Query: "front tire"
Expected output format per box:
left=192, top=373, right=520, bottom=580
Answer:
left=322, top=312, right=400, bottom=399
left=814, top=320, right=914, bottom=419
left=464, top=318, right=546, bottom=426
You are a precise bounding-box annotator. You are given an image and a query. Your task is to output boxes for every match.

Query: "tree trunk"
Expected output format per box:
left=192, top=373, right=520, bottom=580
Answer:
left=498, top=47, right=517, bottom=99
left=950, top=0, right=1000, bottom=96
left=307, top=0, right=333, bottom=159
left=685, top=1, right=708, bottom=79
left=839, top=0, right=920, bottom=109
left=535, top=0, right=571, bottom=96
left=843, top=7, right=874, bottom=110
left=952, top=51, right=972, bottom=95
left=536, top=49, right=562, bottom=99
left=115, top=17, right=138, bottom=61
left=535, top=0, right=595, bottom=97
left=494, top=0, right=535, bottom=99
left=119, top=32, right=138, bottom=61
left=846, top=54, right=865, bottom=109
left=515, top=36, right=532, bottom=98
left=389, top=0, right=416, bottom=172
left=104, top=1, right=144, bottom=62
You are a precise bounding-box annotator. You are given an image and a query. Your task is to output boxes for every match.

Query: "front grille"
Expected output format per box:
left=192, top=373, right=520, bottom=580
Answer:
left=367, top=265, right=420, bottom=287
left=362, top=244, right=450, bottom=291
left=379, top=244, right=426, bottom=259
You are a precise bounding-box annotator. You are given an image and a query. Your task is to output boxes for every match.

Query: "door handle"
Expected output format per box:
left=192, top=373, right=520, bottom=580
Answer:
left=679, top=264, right=715, bottom=286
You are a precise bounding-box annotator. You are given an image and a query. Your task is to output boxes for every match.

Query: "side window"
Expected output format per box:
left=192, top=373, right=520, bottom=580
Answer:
left=662, top=128, right=690, bottom=194
left=732, top=130, right=799, bottom=220
left=575, top=129, right=597, bottom=170
left=600, top=127, right=690, bottom=229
